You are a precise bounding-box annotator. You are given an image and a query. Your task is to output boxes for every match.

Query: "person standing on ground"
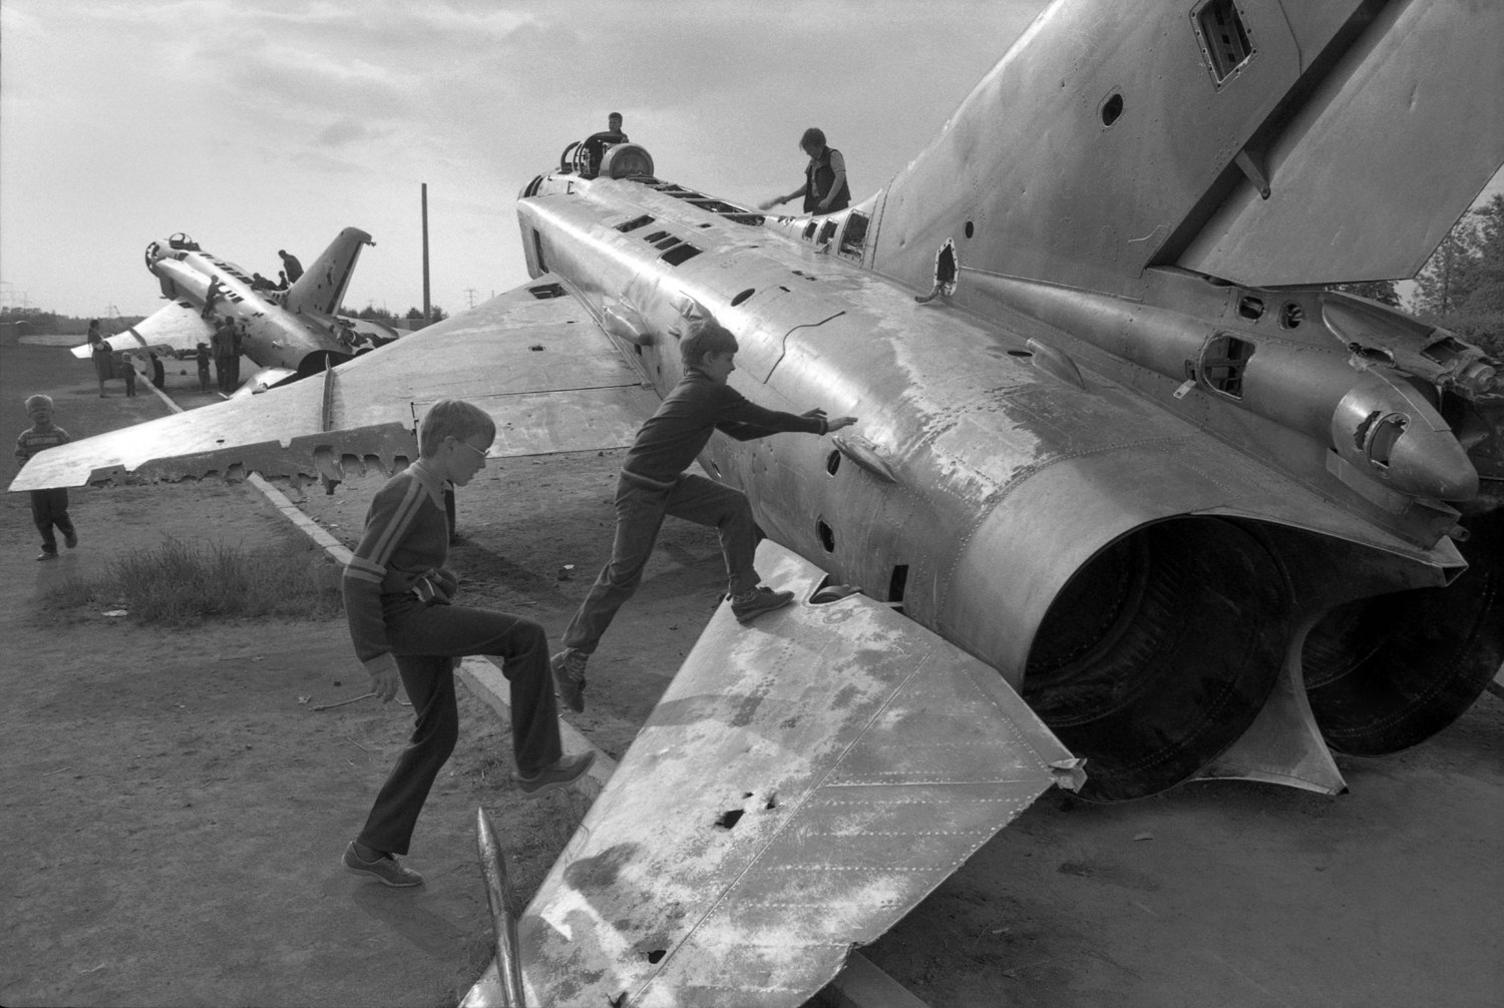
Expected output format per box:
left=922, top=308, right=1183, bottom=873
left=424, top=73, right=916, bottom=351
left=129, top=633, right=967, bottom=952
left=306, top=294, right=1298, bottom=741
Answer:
left=88, top=320, right=112, bottom=397
left=195, top=342, right=212, bottom=393
left=759, top=127, right=851, bottom=215
left=211, top=316, right=237, bottom=394
left=116, top=350, right=137, bottom=397
left=550, top=315, right=857, bottom=713
left=340, top=399, right=593, bottom=888
left=15, top=394, right=78, bottom=561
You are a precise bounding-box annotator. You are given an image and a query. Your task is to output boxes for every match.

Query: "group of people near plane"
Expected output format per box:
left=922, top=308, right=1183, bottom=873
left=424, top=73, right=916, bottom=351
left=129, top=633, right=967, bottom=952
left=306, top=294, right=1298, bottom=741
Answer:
left=338, top=119, right=864, bottom=888
left=21, top=118, right=864, bottom=888
left=579, top=114, right=852, bottom=216
left=339, top=312, right=857, bottom=887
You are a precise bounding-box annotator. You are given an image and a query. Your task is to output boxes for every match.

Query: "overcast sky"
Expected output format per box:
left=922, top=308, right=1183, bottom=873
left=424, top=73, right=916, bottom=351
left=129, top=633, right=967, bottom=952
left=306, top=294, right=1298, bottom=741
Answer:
left=0, top=1, right=1047, bottom=319
left=2, top=2, right=1499, bottom=322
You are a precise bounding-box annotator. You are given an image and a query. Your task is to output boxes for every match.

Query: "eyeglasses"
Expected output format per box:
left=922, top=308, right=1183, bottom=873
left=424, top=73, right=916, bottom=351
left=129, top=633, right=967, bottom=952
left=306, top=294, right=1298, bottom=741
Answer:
left=453, top=440, right=488, bottom=463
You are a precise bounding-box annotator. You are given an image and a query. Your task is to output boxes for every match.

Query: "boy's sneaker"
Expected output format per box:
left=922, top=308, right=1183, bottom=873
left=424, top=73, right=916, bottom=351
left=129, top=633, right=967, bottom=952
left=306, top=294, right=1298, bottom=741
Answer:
left=515, top=751, right=596, bottom=796
left=551, top=649, right=588, bottom=713
left=35, top=550, right=57, bottom=562
left=63, top=531, right=78, bottom=549
left=731, top=586, right=795, bottom=624
left=342, top=842, right=424, bottom=888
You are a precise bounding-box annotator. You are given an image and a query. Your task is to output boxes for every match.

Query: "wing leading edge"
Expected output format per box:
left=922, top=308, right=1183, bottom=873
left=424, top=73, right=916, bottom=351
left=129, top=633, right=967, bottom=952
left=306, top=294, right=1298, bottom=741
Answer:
left=70, top=301, right=210, bottom=360
left=13, top=276, right=659, bottom=491
left=481, top=541, right=1078, bottom=1008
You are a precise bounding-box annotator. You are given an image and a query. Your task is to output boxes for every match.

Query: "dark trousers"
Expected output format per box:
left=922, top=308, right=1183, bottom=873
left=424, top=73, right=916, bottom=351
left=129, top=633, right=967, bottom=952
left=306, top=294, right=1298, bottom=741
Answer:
left=562, top=473, right=759, bottom=655
left=215, top=355, right=238, bottom=393
left=30, top=489, right=74, bottom=553
left=356, top=599, right=561, bottom=856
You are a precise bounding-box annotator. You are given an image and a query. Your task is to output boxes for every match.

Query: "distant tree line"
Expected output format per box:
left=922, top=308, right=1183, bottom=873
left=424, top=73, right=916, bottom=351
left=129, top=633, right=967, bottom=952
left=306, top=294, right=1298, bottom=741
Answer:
left=1409, top=193, right=1504, bottom=357
left=342, top=304, right=449, bottom=325
left=0, top=308, right=145, bottom=335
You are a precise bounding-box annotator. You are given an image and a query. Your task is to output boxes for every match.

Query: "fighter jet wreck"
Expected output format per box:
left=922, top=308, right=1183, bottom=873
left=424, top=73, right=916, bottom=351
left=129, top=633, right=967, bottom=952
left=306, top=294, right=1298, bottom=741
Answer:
left=13, top=1, right=1504, bottom=1005
left=77, top=228, right=401, bottom=395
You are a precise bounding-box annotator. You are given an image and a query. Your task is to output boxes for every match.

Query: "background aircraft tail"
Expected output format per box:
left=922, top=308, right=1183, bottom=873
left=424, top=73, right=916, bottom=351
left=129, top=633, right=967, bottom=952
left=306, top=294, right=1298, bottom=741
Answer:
left=867, top=0, right=1504, bottom=296
left=281, top=227, right=373, bottom=317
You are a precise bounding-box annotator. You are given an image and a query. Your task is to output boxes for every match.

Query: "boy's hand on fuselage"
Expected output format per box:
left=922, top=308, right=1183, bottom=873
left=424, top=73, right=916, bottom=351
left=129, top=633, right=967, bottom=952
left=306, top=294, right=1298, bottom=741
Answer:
left=825, top=415, right=858, bottom=432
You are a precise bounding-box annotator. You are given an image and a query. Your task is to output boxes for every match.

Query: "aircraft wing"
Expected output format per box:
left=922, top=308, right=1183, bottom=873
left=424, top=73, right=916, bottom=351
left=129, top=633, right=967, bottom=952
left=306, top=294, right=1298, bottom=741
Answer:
left=467, top=542, right=1079, bottom=1008
left=13, top=276, right=659, bottom=491
left=69, top=300, right=211, bottom=360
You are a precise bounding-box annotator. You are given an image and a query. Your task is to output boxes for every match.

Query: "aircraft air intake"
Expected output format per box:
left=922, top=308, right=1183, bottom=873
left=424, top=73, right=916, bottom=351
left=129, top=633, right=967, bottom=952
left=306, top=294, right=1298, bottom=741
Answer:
left=1020, top=517, right=1289, bottom=802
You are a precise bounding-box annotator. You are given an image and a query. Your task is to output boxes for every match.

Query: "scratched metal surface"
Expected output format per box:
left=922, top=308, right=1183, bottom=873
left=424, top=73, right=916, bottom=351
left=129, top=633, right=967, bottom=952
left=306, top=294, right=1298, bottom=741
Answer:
left=514, top=542, right=1074, bottom=1008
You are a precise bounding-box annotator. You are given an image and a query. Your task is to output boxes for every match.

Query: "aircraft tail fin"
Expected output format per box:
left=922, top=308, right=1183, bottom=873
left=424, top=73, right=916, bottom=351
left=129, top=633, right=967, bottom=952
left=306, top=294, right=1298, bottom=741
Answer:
left=282, top=228, right=373, bottom=317
left=869, top=0, right=1504, bottom=295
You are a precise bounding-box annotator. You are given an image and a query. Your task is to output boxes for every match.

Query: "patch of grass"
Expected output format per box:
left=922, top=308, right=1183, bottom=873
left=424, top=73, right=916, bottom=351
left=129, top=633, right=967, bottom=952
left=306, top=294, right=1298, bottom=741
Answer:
left=42, top=540, right=344, bottom=626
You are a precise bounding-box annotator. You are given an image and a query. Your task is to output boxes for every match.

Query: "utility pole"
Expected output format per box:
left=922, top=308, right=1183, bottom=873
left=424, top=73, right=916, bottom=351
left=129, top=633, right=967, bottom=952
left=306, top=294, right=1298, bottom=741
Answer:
left=421, top=183, right=432, bottom=324
left=465, top=288, right=478, bottom=309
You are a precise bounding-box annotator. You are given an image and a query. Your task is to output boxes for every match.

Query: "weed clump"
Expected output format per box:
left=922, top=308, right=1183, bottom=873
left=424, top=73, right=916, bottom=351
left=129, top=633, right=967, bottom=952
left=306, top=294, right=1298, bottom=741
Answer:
left=43, top=540, right=343, bottom=626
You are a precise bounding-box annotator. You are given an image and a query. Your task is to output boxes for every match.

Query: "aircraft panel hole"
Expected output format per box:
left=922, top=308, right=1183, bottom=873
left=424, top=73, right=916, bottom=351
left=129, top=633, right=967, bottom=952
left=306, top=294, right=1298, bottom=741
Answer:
left=661, top=244, right=702, bottom=266
left=731, top=288, right=755, bottom=306
left=888, top=565, right=908, bottom=603
left=818, top=220, right=839, bottom=244
left=1198, top=334, right=1254, bottom=399
left=529, top=344, right=543, bottom=351
left=1100, top=92, right=1124, bottom=127
left=826, top=450, right=841, bottom=475
left=1194, top=0, right=1255, bottom=83
left=812, top=577, right=860, bottom=603
left=528, top=283, right=567, bottom=299
left=779, top=285, right=792, bottom=292
left=1007, top=349, right=1033, bottom=358
left=1279, top=302, right=1304, bottom=328
left=646, top=950, right=667, bottom=964
left=714, top=809, right=744, bottom=830
left=616, top=214, right=654, bottom=233
left=803, top=222, right=818, bottom=240
left=817, top=519, right=835, bottom=553
left=1357, top=411, right=1406, bottom=468
left=765, top=794, right=778, bottom=810
left=644, top=230, right=670, bottom=243
left=965, top=221, right=975, bottom=238
left=1238, top=296, right=1264, bottom=320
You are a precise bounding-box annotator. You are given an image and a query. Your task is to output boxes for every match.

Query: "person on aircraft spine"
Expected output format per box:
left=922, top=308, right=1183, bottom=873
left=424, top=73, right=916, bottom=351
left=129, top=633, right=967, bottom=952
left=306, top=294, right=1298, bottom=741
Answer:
left=759, top=127, right=850, bottom=215
left=578, top=112, right=629, bottom=179
left=278, top=249, right=304, bottom=283
left=550, top=315, right=858, bottom=713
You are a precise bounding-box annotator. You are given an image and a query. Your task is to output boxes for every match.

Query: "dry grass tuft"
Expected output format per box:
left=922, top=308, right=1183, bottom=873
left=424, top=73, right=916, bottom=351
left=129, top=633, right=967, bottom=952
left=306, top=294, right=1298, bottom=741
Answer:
left=42, top=540, right=343, bottom=626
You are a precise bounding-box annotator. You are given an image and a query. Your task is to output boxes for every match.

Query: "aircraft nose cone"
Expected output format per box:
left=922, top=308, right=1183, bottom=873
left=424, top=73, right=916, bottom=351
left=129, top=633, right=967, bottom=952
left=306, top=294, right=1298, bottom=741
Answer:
left=1381, top=423, right=1479, bottom=501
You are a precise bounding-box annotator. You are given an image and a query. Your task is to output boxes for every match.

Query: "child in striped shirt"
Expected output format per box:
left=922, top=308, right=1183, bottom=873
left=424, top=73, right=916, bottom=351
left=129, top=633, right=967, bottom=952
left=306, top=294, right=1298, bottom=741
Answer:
left=339, top=399, right=593, bottom=888
left=14, top=394, right=78, bottom=561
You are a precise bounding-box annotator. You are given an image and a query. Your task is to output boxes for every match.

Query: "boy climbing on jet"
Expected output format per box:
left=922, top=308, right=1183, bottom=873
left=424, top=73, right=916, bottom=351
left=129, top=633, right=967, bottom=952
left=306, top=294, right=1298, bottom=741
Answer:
left=551, top=312, right=857, bottom=713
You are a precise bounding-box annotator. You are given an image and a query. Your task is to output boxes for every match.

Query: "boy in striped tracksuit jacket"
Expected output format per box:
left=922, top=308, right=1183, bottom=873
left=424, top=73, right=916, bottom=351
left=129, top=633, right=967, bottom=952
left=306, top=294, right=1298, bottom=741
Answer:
left=338, top=399, right=593, bottom=888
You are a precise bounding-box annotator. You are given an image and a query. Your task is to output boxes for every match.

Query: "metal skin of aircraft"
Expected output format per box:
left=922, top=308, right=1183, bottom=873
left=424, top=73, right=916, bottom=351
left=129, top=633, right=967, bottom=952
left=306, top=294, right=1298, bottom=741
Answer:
left=75, top=228, right=401, bottom=395
left=11, top=0, right=1504, bottom=1004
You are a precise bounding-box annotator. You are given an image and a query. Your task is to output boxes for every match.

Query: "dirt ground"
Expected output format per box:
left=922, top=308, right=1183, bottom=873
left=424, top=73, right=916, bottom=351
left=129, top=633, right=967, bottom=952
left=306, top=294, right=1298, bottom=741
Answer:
left=2, top=332, right=1501, bottom=1008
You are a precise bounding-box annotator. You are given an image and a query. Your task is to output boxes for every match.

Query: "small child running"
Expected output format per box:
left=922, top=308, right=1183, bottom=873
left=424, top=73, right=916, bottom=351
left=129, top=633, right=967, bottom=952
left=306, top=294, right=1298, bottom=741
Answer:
left=14, top=394, right=78, bottom=561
